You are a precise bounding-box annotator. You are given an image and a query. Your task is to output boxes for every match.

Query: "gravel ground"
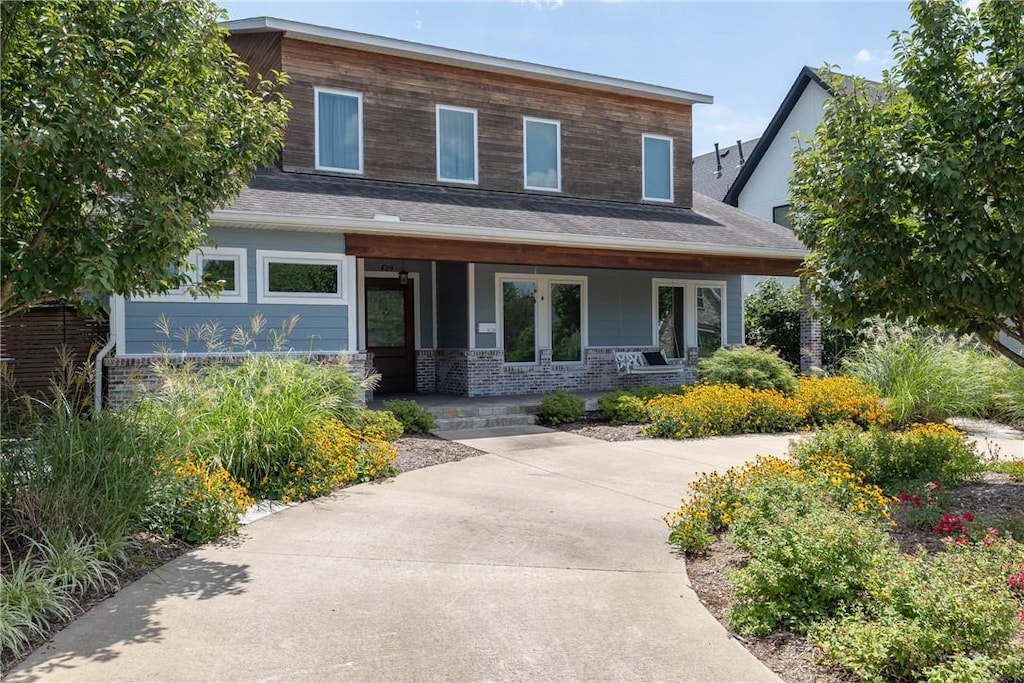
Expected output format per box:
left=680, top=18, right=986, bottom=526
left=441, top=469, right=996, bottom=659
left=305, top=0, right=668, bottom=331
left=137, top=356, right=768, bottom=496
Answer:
left=393, top=433, right=485, bottom=472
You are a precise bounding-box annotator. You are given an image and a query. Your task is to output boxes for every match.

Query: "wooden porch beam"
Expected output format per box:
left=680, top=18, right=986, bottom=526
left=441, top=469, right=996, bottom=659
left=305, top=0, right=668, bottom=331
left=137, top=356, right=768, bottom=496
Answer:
left=344, top=233, right=802, bottom=276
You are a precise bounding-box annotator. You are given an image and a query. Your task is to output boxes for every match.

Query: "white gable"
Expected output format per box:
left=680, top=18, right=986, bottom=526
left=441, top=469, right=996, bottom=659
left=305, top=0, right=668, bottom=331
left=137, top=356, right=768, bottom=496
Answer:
left=736, top=81, right=829, bottom=222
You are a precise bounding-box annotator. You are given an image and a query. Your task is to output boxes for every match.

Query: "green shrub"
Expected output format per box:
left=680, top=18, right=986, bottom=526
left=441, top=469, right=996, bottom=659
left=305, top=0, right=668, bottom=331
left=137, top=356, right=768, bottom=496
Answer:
left=1, top=394, right=161, bottom=548
left=728, top=504, right=896, bottom=635
left=145, top=456, right=253, bottom=544
left=598, top=391, right=648, bottom=425
left=630, top=384, right=674, bottom=400
left=698, top=346, right=798, bottom=394
left=0, top=557, right=75, bottom=658
left=538, top=391, right=585, bottom=425
left=844, top=321, right=1003, bottom=424
left=987, top=460, right=1024, bottom=481
left=810, top=536, right=1024, bottom=681
left=792, top=422, right=982, bottom=492
left=743, top=279, right=862, bottom=370
left=992, top=362, right=1024, bottom=428
left=132, top=355, right=367, bottom=496
left=382, top=399, right=437, bottom=434
left=357, top=409, right=404, bottom=441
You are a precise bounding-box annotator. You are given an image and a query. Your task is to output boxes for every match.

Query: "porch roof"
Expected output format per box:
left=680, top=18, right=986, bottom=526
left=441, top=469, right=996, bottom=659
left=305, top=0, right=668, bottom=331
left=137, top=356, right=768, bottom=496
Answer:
left=213, top=168, right=806, bottom=270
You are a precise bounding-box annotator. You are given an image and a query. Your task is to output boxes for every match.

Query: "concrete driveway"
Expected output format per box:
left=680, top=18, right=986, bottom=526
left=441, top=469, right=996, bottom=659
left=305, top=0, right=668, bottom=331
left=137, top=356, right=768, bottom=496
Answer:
left=11, top=429, right=799, bottom=682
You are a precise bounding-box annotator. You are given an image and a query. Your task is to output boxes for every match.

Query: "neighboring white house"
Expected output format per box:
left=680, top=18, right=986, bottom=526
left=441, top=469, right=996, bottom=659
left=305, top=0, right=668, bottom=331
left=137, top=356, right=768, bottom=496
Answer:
left=694, top=66, right=866, bottom=296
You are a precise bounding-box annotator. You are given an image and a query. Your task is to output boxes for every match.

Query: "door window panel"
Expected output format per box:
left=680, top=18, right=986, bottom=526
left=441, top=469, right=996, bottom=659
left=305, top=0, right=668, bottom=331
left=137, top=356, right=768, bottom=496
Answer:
left=550, top=282, right=581, bottom=362
left=696, top=286, right=723, bottom=357
left=657, top=286, right=686, bottom=359
left=367, top=288, right=406, bottom=347
left=502, top=280, right=537, bottom=363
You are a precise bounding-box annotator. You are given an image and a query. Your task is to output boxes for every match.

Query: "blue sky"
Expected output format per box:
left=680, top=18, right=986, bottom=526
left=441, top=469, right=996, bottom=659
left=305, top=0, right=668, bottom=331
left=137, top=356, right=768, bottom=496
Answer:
left=219, top=1, right=912, bottom=155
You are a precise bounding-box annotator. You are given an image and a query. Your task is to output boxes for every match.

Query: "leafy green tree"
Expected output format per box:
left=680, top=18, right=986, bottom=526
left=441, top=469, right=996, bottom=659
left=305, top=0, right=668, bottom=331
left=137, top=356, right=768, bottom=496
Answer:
left=790, top=0, right=1024, bottom=367
left=744, top=279, right=860, bottom=370
left=1, top=0, right=289, bottom=317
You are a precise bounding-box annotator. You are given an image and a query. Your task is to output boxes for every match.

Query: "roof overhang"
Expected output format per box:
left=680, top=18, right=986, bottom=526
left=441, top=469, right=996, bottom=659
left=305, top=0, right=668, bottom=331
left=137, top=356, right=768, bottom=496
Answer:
left=210, top=209, right=808, bottom=262
left=224, top=17, right=713, bottom=106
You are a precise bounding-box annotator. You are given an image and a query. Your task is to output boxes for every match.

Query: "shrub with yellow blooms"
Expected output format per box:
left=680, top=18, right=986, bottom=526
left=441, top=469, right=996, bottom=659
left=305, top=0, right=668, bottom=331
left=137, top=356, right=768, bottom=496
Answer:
left=794, top=376, right=892, bottom=427
left=262, top=418, right=399, bottom=503
left=146, top=455, right=254, bottom=543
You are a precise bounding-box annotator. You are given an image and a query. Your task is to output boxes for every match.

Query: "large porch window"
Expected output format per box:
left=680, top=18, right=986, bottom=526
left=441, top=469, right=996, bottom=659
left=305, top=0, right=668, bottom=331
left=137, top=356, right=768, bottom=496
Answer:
left=498, top=275, right=586, bottom=364
left=654, top=279, right=726, bottom=359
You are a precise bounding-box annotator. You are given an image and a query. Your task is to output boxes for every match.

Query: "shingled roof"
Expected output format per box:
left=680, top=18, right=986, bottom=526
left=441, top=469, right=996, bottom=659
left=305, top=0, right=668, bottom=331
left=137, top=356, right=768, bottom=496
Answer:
left=692, top=138, right=760, bottom=202
left=213, top=168, right=806, bottom=258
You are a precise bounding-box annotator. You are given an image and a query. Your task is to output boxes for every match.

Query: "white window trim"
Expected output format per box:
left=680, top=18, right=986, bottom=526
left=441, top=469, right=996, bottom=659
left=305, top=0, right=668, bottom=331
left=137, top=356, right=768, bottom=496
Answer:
left=496, top=273, right=588, bottom=365
left=256, top=249, right=348, bottom=306
left=314, top=86, right=364, bottom=174
left=523, top=116, right=562, bottom=192
left=651, top=278, right=727, bottom=352
left=641, top=133, right=674, bottom=203
left=135, top=247, right=248, bottom=304
left=436, top=104, right=479, bottom=185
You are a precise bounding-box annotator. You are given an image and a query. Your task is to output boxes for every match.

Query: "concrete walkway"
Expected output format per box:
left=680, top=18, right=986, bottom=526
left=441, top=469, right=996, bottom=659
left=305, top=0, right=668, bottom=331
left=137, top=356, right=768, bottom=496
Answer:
left=10, top=430, right=801, bottom=682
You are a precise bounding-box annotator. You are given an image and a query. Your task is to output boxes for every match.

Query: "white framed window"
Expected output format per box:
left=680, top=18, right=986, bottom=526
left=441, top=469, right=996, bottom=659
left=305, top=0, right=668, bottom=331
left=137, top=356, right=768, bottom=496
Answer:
left=496, top=274, right=587, bottom=364
left=138, top=247, right=248, bottom=303
left=256, top=250, right=347, bottom=306
left=315, top=87, right=363, bottom=173
left=642, top=134, right=673, bottom=202
left=652, top=279, right=726, bottom=359
left=436, top=105, right=478, bottom=184
left=523, top=117, right=561, bottom=191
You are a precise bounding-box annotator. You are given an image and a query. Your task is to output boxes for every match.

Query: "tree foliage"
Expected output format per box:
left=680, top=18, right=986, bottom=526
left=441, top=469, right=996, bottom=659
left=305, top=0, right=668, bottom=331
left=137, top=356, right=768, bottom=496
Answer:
left=744, top=279, right=861, bottom=371
left=0, top=0, right=290, bottom=317
left=790, top=0, right=1024, bottom=367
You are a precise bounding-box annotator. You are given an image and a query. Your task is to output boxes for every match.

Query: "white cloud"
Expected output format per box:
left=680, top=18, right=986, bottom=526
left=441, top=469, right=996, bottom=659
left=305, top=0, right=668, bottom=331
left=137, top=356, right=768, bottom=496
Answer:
left=853, top=48, right=892, bottom=67
left=515, top=0, right=564, bottom=8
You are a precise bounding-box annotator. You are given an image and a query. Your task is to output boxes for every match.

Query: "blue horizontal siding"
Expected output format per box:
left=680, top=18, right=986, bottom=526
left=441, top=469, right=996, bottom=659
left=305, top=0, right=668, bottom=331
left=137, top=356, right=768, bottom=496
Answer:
left=471, top=264, right=743, bottom=349
left=124, top=227, right=349, bottom=355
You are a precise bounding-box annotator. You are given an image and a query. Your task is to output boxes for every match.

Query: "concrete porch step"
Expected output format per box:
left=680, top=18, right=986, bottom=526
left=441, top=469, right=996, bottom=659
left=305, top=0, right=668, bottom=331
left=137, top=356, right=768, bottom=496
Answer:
left=433, top=413, right=538, bottom=433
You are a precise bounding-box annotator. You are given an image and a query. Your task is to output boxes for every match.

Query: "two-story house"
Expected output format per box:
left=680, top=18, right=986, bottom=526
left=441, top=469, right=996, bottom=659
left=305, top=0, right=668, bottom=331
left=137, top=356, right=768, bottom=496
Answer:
left=105, top=17, right=809, bottom=400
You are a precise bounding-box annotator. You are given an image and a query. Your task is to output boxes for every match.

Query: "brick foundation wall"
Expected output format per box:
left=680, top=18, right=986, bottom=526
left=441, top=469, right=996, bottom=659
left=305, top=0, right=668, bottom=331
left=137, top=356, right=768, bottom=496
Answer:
left=416, top=349, right=436, bottom=393
left=103, top=352, right=372, bottom=409
left=434, top=347, right=697, bottom=397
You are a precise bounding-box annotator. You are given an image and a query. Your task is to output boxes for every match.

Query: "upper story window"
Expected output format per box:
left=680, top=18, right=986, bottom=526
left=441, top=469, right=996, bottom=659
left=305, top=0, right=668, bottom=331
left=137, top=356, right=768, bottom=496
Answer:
left=642, top=134, right=673, bottom=202
left=436, top=105, right=478, bottom=184
left=773, top=204, right=794, bottom=229
left=523, top=117, right=561, bottom=191
left=315, top=87, right=363, bottom=173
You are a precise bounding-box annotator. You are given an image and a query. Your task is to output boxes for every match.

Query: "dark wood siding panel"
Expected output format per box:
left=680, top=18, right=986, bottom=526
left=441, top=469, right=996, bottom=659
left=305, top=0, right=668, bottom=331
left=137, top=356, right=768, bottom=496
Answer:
left=281, top=39, right=693, bottom=206
left=226, top=33, right=283, bottom=90
left=1, top=306, right=108, bottom=407
left=345, top=234, right=800, bottom=277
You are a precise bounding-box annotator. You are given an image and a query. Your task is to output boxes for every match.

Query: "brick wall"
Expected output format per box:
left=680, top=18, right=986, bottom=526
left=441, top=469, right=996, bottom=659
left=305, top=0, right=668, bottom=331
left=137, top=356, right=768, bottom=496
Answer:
left=416, top=349, right=436, bottom=393
left=103, top=352, right=373, bottom=409
left=435, top=347, right=697, bottom=397
left=799, top=285, right=823, bottom=374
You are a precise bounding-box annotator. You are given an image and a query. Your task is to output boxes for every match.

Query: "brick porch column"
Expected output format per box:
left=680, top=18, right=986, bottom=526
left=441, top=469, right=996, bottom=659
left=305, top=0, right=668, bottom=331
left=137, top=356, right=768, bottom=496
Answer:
left=799, top=281, right=823, bottom=375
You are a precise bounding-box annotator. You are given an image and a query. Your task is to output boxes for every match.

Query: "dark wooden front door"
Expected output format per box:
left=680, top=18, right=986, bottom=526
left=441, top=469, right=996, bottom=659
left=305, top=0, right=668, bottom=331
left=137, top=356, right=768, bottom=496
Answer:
left=365, top=278, right=415, bottom=394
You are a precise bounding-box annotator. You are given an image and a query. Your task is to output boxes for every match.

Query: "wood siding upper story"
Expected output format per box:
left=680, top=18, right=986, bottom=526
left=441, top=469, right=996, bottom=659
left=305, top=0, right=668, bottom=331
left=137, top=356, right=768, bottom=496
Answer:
left=259, top=36, right=693, bottom=207
left=227, top=33, right=284, bottom=93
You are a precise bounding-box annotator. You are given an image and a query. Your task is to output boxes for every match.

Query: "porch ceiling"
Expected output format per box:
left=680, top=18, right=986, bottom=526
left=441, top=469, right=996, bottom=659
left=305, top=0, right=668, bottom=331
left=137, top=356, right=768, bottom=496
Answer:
left=345, top=233, right=801, bottom=276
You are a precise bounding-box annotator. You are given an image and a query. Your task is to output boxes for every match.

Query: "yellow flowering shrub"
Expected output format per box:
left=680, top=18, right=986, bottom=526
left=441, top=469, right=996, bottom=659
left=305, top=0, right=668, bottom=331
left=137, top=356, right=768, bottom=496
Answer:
left=666, top=452, right=892, bottom=554
left=263, top=418, right=399, bottom=503
left=793, top=422, right=982, bottom=491
left=794, top=376, right=891, bottom=428
left=645, top=384, right=804, bottom=439
left=147, top=455, right=254, bottom=543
